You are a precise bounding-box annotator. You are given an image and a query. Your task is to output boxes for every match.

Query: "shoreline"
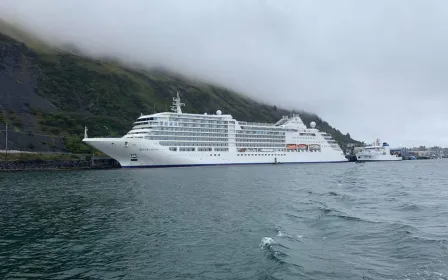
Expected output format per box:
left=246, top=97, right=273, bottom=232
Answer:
left=0, top=167, right=118, bottom=172
left=0, top=159, right=120, bottom=172
left=1, top=157, right=442, bottom=172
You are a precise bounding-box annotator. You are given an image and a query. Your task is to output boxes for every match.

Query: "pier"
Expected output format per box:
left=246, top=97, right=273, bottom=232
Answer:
left=0, top=151, right=120, bottom=171
left=90, top=155, right=121, bottom=168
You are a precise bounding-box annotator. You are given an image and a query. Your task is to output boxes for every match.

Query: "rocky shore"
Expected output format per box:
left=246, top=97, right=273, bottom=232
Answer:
left=0, top=159, right=120, bottom=171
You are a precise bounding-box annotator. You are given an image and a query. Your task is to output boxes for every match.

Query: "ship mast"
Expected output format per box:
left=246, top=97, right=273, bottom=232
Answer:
left=170, top=91, right=185, bottom=114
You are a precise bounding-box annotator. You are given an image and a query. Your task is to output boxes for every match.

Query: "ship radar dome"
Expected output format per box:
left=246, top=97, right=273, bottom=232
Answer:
left=216, top=110, right=222, bottom=115
left=204, top=113, right=207, bottom=115
left=310, top=121, right=316, bottom=128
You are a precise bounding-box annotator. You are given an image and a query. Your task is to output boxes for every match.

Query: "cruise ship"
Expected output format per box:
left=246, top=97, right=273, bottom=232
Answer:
left=82, top=92, right=348, bottom=168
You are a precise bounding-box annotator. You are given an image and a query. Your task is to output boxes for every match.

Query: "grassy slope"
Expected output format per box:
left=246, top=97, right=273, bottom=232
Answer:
left=0, top=20, right=360, bottom=153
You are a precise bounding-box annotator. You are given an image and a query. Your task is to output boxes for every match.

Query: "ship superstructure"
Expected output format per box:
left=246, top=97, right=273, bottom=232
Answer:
left=356, top=139, right=403, bottom=162
left=82, top=92, right=348, bottom=167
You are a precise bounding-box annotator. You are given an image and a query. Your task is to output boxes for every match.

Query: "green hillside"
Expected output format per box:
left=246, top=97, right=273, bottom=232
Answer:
left=0, top=20, right=360, bottom=154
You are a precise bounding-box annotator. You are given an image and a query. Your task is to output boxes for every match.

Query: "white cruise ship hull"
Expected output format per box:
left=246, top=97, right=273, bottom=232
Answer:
left=84, top=138, right=348, bottom=168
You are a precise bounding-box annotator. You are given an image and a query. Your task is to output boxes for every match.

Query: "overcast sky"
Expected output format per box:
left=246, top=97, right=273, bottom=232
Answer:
left=1, top=0, right=447, bottom=147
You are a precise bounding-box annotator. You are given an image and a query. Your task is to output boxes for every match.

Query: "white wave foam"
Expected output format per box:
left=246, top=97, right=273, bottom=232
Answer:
left=260, top=237, right=274, bottom=248
left=277, top=230, right=286, bottom=237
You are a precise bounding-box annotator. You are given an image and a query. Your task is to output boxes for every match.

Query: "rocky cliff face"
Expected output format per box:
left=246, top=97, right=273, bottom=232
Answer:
left=0, top=34, right=64, bottom=151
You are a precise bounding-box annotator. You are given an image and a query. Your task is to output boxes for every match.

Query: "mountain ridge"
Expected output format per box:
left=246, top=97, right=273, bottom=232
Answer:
left=0, top=20, right=360, bottom=154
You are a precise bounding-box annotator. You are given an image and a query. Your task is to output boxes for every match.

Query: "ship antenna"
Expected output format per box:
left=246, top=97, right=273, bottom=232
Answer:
left=170, top=90, right=185, bottom=114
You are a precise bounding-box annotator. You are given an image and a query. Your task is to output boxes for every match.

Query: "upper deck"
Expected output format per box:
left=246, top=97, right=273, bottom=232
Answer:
left=120, top=91, right=334, bottom=143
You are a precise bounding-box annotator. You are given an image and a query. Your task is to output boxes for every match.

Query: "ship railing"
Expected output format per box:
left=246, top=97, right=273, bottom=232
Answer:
left=238, top=121, right=276, bottom=127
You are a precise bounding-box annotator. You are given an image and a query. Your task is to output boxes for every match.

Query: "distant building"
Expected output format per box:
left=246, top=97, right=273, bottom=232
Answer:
left=412, top=150, right=430, bottom=157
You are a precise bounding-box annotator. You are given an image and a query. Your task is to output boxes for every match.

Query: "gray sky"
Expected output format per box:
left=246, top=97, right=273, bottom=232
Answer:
left=1, top=0, right=447, bottom=147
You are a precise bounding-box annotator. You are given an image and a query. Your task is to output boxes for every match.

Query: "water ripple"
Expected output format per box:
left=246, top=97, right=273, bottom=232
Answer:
left=1, top=161, right=448, bottom=279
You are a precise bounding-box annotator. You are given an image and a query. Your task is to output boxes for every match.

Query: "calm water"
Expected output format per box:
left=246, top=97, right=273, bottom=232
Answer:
left=1, top=160, right=448, bottom=280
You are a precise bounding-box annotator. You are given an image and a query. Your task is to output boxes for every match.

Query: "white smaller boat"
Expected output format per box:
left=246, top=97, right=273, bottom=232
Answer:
left=356, top=139, right=402, bottom=162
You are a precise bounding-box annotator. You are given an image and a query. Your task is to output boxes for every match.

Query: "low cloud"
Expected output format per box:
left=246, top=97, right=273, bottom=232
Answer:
left=1, top=0, right=447, bottom=146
